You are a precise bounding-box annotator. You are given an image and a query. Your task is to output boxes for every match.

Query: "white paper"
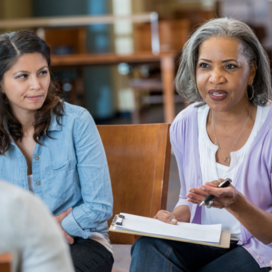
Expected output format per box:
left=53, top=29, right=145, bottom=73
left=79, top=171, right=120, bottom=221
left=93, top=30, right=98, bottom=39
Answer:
left=113, top=213, right=222, bottom=244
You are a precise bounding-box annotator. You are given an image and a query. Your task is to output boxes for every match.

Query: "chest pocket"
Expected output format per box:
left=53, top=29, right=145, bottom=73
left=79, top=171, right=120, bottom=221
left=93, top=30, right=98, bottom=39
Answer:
left=45, top=159, right=78, bottom=199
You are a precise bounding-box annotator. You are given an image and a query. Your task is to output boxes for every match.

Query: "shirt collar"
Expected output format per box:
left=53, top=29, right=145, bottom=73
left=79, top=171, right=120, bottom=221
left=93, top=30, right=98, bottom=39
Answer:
left=47, top=111, right=62, bottom=132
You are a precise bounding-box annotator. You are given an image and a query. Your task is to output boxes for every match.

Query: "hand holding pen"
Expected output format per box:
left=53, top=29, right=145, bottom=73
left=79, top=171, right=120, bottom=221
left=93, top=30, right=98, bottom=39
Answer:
left=186, top=178, right=239, bottom=209
left=199, top=178, right=232, bottom=208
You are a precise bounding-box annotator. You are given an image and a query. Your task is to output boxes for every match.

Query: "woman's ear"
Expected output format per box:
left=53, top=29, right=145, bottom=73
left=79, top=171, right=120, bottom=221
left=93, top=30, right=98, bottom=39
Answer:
left=248, top=60, right=257, bottom=85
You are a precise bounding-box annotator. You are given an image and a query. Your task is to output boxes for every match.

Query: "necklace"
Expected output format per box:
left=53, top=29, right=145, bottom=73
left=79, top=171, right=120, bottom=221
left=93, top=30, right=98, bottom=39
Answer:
left=212, top=105, right=252, bottom=165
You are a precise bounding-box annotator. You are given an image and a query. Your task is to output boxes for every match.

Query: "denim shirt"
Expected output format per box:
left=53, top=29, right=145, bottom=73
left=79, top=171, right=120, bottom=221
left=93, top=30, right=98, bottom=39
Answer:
left=0, top=102, right=113, bottom=239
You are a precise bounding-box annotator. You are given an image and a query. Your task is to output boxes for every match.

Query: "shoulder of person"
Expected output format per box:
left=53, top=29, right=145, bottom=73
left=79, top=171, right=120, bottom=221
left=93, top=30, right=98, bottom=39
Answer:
left=63, top=101, right=90, bottom=117
left=169, top=102, right=203, bottom=152
left=0, top=180, right=74, bottom=272
left=261, top=112, right=272, bottom=146
left=62, top=102, right=99, bottom=137
left=260, top=102, right=272, bottom=134
left=0, top=180, right=51, bottom=227
left=60, top=102, right=95, bottom=127
left=49, top=102, right=94, bottom=132
left=0, top=180, right=63, bottom=236
left=171, top=102, right=201, bottom=132
left=0, top=180, right=33, bottom=204
left=0, top=180, right=46, bottom=211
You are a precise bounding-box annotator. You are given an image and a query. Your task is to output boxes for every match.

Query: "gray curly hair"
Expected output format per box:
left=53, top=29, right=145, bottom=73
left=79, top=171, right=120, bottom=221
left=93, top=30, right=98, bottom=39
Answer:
left=175, top=17, right=272, bottom=106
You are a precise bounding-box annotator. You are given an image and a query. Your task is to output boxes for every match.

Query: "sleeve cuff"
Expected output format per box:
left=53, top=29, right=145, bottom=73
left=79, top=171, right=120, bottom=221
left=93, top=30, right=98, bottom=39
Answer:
left=174, top=199, right=189, bottom=210
left=61, top=211, right=89, bottom=239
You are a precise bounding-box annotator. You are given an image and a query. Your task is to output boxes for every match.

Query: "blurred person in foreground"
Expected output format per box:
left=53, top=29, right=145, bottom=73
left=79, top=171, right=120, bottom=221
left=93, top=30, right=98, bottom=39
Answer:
left=0, top=180, right=74, bottom=272
left=130, top=18, right=272, bottom=272
left=0, top=30, right=113, bottom=272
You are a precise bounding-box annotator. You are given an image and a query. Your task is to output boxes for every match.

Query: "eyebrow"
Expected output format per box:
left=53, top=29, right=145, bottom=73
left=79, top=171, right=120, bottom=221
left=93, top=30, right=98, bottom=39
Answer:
left=199, top=58, right=239, bottom=64
left=12, top=66, right=49, bottom=76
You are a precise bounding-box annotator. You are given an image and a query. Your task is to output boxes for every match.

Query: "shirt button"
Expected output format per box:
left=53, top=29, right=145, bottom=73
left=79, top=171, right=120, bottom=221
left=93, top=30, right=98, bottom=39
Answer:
left=259, top=260, right=263, bottom=264
left=35, top=156, right=39, bottom=161
left=36, top=181, right=41, bottom=185
left=256, top=256, right=260, bottom=259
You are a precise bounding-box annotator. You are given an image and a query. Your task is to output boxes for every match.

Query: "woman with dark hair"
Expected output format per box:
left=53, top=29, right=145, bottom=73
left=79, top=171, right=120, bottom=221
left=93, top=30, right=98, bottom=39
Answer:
left=0, top=30, right=114, bottom=272
left=130, top=18, right=272, bottom=271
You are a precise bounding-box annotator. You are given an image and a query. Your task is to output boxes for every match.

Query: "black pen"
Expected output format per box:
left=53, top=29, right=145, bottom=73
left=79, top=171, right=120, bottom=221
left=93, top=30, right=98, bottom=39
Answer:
left=199, top=178, right=232, bottom=207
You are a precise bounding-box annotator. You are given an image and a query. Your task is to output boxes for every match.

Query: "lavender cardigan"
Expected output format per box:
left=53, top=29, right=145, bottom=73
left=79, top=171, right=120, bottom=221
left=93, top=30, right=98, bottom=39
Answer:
left=170, top=102, right=272, bottom=268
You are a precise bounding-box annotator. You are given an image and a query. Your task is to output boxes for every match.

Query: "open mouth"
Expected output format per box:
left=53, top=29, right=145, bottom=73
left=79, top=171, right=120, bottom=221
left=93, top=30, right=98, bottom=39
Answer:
left=211, top=92, right=225, bottom=97
left=208, top=90, right=227, bottom=101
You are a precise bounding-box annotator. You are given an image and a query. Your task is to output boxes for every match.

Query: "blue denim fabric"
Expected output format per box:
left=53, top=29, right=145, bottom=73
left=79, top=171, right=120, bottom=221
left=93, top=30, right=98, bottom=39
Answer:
left=130, top=237, right=270, bottom=272
left=0, top=102, right=113, bottom=240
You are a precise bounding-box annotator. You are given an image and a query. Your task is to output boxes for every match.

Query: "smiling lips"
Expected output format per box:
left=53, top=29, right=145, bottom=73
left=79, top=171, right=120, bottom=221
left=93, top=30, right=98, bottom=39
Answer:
left=26, top=95, right=43, bottom=101
left=208, top=90, right=227, bottom=101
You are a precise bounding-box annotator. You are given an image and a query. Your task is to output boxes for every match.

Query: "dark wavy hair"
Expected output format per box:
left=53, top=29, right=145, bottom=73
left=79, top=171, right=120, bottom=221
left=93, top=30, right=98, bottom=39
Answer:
left=0, top=30, right=64, bottom=155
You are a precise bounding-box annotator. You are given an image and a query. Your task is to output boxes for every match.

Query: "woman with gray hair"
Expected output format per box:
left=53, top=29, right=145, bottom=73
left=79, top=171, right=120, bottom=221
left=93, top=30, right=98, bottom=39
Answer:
left=130, top=18, right=272, bottom=271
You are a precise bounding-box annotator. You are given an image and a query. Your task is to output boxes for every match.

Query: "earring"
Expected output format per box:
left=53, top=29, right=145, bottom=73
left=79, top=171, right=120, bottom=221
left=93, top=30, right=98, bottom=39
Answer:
left=247, top=84, right=254, bottom=100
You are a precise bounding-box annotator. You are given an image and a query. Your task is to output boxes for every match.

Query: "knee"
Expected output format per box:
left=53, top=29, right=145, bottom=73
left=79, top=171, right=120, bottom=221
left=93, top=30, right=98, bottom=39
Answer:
left=131, top=237, right=161, bottom=257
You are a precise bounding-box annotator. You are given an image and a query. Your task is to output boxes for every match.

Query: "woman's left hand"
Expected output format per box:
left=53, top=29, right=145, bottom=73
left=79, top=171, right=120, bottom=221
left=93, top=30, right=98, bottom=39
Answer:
left=55, top=207, right=75, bottom=245
left=186, top=179, right=240, bottom=209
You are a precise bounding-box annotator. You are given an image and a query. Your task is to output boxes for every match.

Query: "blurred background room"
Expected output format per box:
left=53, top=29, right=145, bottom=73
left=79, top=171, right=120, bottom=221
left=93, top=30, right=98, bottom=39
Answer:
left=0, top=0, right=271, bottom=271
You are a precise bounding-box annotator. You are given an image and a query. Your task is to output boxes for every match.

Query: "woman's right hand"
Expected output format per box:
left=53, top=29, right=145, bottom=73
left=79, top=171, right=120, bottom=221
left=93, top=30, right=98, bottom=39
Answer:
left=55, top=207, right=74, bottom=245
left=154, top=210, right=178, bottom=225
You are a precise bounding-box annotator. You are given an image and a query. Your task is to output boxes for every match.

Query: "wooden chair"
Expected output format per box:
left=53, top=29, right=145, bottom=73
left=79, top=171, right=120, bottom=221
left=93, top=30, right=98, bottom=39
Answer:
left=98, top=124, right=171, bottom=272
left=97, top=124, right=171, bottom=244
left=0, top=253, right=11, bottom=272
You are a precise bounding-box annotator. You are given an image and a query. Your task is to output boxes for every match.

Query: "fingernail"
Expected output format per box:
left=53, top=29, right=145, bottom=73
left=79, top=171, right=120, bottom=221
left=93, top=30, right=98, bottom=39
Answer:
left=190, top=189, right=195, bottom=193
left=171, top=219, right=177, bottom=223
left=188, top=195, right=192, bottom=198
left=201, top=187, right=206, bottom=191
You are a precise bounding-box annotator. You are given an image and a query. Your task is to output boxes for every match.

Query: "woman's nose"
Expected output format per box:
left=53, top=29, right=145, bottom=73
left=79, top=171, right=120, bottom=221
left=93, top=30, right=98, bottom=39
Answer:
left=209, top=68, right=225, bottom=85
left=29, top=76, right=41, bottom=90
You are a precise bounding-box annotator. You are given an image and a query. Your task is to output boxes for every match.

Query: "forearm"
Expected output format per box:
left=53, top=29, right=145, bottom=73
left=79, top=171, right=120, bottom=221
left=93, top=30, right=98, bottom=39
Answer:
left=62, top=203, right=112, bottom=238
left=172, top=205, right=190, bottom=223
left=227, top=192, right=272, bottom=244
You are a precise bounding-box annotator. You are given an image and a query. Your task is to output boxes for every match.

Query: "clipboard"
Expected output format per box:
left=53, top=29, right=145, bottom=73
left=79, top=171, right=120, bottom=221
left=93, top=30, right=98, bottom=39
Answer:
left=109, top=214, right=231, bottom=248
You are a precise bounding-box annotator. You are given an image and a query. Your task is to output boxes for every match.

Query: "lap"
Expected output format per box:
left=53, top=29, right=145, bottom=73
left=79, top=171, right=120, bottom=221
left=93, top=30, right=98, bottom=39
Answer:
left=131, top=237, right=270, bottom=272
left=198, top=246, right=271, bottom=272
left=70, top=237, right=114, bottom=272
